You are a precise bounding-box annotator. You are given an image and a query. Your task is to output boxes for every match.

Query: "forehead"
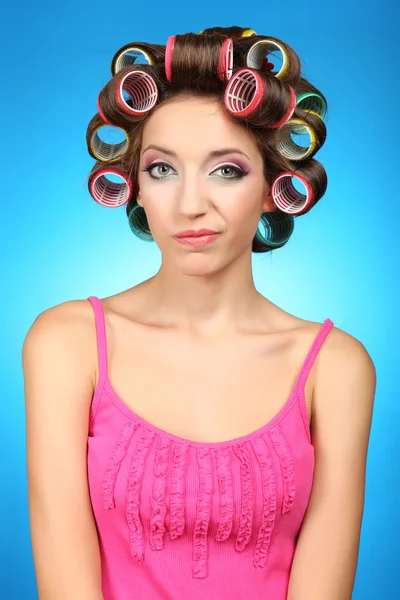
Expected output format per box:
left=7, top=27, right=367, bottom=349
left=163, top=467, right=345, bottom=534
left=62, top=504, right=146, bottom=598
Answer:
left=141, top=96, right=258, bottom=155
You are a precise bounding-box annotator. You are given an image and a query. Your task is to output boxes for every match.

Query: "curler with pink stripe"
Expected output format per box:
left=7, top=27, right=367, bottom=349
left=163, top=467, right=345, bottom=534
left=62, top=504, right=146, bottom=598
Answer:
left=165, top=35, right=176, bottom=82
left=224, top=67, right=296, bottom=128
left=97, top=96, right=114, bottom=126
left=89, top=167, right=133, bottom=208
left=271, top=172, right=315, bottom=216
left=97, top=68, right=159, bottom=125
left=115, top=69, right=158, bottom=118
left=268, top=86, right=296, bottom=129
left=224, top=68, right=264, bottom=118
left=166, top=35, right=233, bottom=83
left=217, top=38, right=233, bottom=82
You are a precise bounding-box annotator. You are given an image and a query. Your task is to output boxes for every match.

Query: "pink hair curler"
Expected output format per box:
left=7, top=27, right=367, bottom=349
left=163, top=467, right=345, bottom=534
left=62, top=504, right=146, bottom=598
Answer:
left=217, top=38, right=233, bottom=82
left=268, top=86, right=297, bottom=129
left=97, top=96, right=114, bottom=126
left=271, top=172, right=314, bottom=215
left=224, top=68, right=264, bottom=118
left=115, top=69, right=158, bottom=117
left=224, top=68, right=297, bottom=128
left=166, top=35, right=233, bottom=83
left=165, top=35, right=176, bottom=82
left=89, top=168, right=133, bottom=208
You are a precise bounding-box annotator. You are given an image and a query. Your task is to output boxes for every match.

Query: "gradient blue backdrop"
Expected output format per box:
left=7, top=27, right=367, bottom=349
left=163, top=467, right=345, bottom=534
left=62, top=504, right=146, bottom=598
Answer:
left=2, top=0, right=397, bottom=598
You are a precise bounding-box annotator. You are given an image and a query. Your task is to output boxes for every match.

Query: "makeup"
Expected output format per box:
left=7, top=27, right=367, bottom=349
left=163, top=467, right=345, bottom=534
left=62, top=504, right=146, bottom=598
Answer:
left=174, top=233, right=220, bottom=247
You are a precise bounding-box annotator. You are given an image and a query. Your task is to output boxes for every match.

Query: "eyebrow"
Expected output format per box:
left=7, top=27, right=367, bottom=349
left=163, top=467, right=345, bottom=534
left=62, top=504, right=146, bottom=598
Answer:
left=142, top=144, right=251, bottom=161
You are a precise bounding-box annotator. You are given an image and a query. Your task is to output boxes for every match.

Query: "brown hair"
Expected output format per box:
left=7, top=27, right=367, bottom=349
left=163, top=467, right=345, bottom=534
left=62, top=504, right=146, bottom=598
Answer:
left=86, top=26, right=328, bottom=253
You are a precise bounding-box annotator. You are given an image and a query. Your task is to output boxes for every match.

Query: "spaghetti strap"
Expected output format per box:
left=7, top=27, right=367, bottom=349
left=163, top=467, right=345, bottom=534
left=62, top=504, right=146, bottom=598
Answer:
left=87, top=295, right=108, bottom=386
left=297, top=318, right=334, bottom=391
left=293, top=318, right=334, bottom=443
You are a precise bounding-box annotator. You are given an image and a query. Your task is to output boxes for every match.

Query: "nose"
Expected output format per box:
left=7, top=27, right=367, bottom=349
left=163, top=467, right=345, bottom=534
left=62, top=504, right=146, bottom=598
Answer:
left=176, top=180, right=209, bottom=218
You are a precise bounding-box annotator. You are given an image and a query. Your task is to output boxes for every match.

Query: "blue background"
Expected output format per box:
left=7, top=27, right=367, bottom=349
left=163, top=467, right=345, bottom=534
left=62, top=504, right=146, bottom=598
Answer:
left=2, top=0, right=397, bottom=597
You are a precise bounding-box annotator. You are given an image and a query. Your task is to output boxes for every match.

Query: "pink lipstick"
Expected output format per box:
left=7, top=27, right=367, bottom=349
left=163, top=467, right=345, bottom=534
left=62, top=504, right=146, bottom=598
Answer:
left=174, top=233, right=220, bottom=247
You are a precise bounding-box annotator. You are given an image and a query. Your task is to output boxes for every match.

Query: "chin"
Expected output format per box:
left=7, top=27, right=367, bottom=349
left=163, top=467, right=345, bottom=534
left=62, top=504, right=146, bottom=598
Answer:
left=176, top=254, right=233, bottom=277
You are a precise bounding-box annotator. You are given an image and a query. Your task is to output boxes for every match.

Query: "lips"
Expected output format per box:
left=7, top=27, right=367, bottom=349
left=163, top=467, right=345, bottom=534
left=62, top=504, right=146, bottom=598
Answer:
left=174, top=229, right=219, bottom=238
left=175, top=232, right=220, bottom=247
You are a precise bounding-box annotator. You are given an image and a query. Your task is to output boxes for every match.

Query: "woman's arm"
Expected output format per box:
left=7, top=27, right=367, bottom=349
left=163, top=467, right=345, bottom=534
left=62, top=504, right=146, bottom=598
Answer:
left=22, top=301, right=104, bottom=600
left=287, top=328, right=376, bottom=600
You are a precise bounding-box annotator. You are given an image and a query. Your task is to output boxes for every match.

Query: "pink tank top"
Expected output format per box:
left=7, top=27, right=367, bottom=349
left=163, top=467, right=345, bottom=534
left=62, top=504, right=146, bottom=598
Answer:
left=86, top=295, right=334, bottom=600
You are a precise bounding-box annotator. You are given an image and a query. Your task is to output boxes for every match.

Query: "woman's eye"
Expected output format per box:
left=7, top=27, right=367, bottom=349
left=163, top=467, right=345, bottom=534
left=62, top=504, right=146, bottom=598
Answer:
left=215, top=165, right=245, bottom=179
left=143, top=162, right=246, bottom=180
left=147, top=163, right=172, bottom=178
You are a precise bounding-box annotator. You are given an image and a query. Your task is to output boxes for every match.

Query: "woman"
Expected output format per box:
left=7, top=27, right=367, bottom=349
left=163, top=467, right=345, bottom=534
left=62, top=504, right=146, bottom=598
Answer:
left=22, top=25, right=376, bottom=600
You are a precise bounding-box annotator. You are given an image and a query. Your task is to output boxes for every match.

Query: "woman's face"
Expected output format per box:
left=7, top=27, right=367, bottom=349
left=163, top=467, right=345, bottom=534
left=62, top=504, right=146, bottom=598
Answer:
left=137, top=95, right=274, bottom=274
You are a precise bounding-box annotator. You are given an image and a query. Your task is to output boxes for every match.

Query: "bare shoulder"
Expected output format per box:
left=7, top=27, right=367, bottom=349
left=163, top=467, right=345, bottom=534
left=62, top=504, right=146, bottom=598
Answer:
left=263, top=303, right=377, bottom=422
left=315, top=323, right=376, bottom=385
left=288, top=325, right=377, bottom=598
left=22, top=299, right=104, bottom=598
left=23, top=298, right=96, bottom=344
left=22, top=298, right=98, bottom=388
left=279, top=307, right=376, bottom=379
left=312, top=322, right=377, bottom=422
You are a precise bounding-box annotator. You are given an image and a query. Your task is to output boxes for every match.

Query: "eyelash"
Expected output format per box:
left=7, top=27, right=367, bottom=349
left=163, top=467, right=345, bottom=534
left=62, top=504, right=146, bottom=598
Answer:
left=141, top=162, right=248, bottom=181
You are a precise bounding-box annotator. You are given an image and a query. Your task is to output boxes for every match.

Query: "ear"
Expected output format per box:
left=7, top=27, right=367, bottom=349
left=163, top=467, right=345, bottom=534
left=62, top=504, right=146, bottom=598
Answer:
left=261, top=181, right=276, bottom=213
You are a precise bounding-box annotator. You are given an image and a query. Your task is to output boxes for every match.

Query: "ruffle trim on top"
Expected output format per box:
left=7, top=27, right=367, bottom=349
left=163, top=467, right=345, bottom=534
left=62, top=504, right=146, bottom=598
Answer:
left=268, top=425, right=295, bottom=514
left=192, top=447, right=213, bottom=578
left=126, top=427, right=155, bottom=563
left=169, top=442, right=189, bottom=540
left=214, top=446, right=234, bottom=542
left=100, top=420, right=297, bottom=577
left=149, top=437, right=172, bottom=551
left=251, top=436, right=277, bottom=568
left=232, top=444, right=254, bottom=553
left=102, top=420, right=139, bottom=510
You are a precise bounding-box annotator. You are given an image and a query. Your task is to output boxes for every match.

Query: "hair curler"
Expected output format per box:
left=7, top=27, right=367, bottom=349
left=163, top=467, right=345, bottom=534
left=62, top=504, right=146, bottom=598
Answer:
left=246, top=39, right=290, bottom=79
left=166, top=35, right=233, bottom=83
left=96, top=68, right=158, bottom=126
left=165, top=35, right=176, bottom=82
left=296, top=92, right=327, bottom=122
left=115, top=69, right=158, bottom=117
left=111, top=45, right=156, bottom=76
left=89, top=124, right=130, bottom=162
left=271, top=172, right=314, bottom=215
left=217, top=38, right=233, bottom=82
left=241, top=28, right=258, bottom=37
left=275, top=118, right=318, bottom=161
left=256, top=210, right=294, bottom=247
left=89, top=167, right=133, bottom=208
left=224, top=67, right=296, bottom=127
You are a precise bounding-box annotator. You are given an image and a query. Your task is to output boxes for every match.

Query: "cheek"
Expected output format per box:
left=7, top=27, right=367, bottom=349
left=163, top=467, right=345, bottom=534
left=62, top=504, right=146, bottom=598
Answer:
left=218, top=193, right=261, bottom=247
left=220, top=189, right=258, bottom=225
left=140, top=197, right=163, bottom=223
